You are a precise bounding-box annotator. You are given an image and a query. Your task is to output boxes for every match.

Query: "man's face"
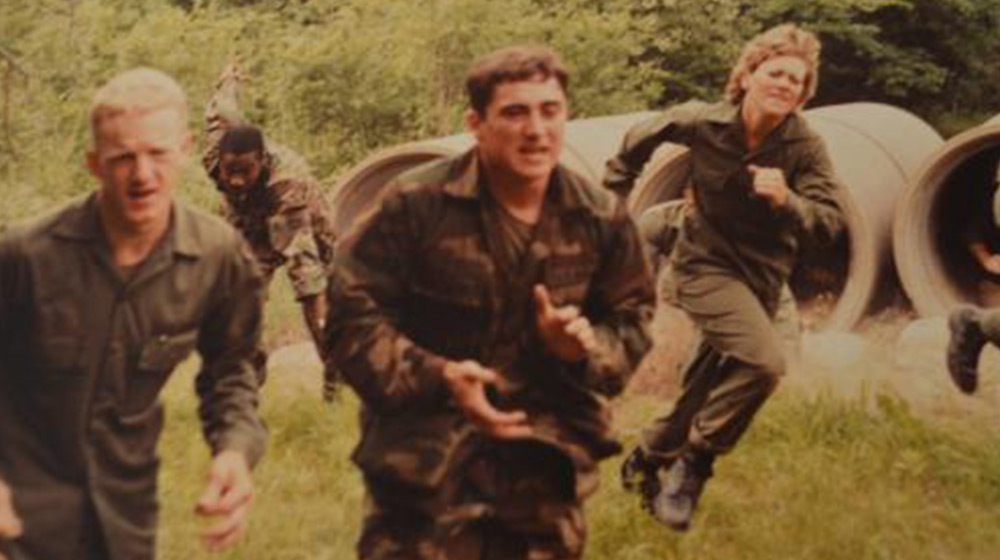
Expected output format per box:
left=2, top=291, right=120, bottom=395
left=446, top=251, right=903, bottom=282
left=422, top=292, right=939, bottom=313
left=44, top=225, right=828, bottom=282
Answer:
left=468, top=75, right=567, bottom=188
left=740, top=54, right=809, bottom=120
left=87, top=107, right=191, bottom=232
left=218, top=151, right=265, bottom=191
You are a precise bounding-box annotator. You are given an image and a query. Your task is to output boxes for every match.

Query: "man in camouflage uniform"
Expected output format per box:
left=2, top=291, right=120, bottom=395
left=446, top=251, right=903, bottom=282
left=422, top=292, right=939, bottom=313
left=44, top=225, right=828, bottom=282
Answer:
left=948, top=162, right=1000, bottom=394
left=326, top=45, right=654, bottom=559
left=203, top=62, right=339, bottom=398
left=607, top=24, right=844, bottom=531
left=0, top=68, right=267, bottom=560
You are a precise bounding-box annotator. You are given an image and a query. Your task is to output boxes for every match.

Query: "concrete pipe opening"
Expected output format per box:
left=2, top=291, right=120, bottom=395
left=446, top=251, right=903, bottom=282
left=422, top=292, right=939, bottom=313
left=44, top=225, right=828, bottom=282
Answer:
left=627, top=103, right=943, bottom=331
left=330, top=113, right=657, bottom=237
left=330, top=136, right=470, bottom=238
left=894, top=121, right=1000, bottom=317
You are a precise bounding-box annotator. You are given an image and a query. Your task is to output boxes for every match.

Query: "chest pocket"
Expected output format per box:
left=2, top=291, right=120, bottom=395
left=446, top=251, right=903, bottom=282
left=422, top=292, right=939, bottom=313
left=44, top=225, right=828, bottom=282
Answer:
left=690, top=133, right=743, bottom=193
left=406, top=257, right=489, bottom=358
left=31, top=336, right=84, bottom=376
left=127, top=330, right=199, bottom=416
left=28, top=302, right=84, bottom=376
left=544, top=253, right=597, bottom=308
left=268, top=207, right=310, bottom=254
left=138, top=330, right=199, bottom=373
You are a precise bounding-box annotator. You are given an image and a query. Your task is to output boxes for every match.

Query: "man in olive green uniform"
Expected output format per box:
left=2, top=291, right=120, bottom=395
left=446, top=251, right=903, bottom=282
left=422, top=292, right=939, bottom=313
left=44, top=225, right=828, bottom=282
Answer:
left=204, top=62, right=339, bottom=398
left=636, top=197, right=801, bottom=348
left=0, top=68, right=267, bottom=560
left=326, top=45, right=654, bottom=559
left=607, top=24, right=844, bottom=531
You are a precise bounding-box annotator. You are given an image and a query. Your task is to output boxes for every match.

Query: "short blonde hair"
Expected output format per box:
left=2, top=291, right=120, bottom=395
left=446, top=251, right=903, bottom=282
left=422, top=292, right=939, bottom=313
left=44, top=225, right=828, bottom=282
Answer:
left=89, top=67, right=189, bottom=143
left=724, top=24, right=821, bottom=106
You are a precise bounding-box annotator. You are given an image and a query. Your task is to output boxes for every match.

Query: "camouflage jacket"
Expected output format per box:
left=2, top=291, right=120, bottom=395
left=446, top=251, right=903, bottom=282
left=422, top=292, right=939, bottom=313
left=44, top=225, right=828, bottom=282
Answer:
left=605, top=100, right=844, bottom=311
left=203, top=75, right=335, bottom=299
left=0, top=195, right=267, bottom=560
left=327, top=150, right=654, bottom=500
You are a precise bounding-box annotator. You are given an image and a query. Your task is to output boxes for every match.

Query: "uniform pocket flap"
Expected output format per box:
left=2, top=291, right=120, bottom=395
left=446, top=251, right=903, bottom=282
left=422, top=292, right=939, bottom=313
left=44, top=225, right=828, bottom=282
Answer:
left=138, top=330, right=198, bottom=372
left=34, top=336, right=82, bottom=374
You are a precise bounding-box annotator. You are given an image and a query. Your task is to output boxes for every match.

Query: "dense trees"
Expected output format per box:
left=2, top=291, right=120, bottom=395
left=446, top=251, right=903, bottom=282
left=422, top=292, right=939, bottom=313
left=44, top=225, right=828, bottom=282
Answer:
left=2, top=0, right=999, bottom=226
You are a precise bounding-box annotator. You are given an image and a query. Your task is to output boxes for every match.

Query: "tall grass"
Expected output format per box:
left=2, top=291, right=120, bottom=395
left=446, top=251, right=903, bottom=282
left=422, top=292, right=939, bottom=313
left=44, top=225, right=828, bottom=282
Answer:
left=153, top=346, right=1000, bottom=560
left=156, top=357, right=362, bottom=560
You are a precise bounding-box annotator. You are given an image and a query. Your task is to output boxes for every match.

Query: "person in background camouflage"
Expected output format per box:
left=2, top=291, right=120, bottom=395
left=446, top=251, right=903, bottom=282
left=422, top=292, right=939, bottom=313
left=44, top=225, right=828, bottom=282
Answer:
left=607, top=24, right=844, bottom=531
left=947, top=304, right=1000, bottom=394
left=948, top=162, right=1000, bottom=394
left=203, top=62, right=339, bottom=399
left=960, top=163, right=1000, bottom=278
left=0, top=68, right=267, bottom=560
left=325, top=45, right=654, bottom=560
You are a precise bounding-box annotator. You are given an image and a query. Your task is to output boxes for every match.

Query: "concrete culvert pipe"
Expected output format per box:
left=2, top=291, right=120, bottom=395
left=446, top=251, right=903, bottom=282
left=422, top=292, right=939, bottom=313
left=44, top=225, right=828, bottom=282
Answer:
left=626, top=103, right=943, bottom=331
left=330, top=136, right=469, bottom=238
left=330, top=113, right=657, bottom=237
left=894, top=117, right=1000, bottom=317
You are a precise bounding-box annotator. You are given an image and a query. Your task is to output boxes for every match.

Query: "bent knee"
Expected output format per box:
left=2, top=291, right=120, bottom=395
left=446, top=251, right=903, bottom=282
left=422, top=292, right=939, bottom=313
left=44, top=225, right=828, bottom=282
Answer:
left=741, top=348, right=785, bottom=391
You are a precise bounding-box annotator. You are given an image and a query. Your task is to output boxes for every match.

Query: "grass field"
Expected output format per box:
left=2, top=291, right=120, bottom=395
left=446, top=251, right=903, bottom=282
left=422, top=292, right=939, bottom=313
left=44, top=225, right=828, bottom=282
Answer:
left=152, top=301, right=1000, bottom=560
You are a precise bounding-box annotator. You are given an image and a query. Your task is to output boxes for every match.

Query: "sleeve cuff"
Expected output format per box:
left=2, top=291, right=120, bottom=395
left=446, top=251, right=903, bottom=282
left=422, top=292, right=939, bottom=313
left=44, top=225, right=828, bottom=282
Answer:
left=291, top=272, right=328, bottom=300
left=217, top=428, right=268, bottom=470
left=780, top=191, right=808, bottom=227
left=580, top=326, right=629, bottom=396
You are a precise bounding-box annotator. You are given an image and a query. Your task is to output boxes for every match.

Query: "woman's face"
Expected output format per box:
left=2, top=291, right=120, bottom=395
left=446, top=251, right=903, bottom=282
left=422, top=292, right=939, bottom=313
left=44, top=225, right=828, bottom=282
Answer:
left=740, top=55, right=809, bottom=120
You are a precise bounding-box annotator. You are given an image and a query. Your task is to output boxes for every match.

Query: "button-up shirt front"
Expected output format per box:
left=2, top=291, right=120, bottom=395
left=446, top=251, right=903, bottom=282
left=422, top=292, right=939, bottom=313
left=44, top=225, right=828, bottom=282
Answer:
left=0, top=195, right=267, bottom=560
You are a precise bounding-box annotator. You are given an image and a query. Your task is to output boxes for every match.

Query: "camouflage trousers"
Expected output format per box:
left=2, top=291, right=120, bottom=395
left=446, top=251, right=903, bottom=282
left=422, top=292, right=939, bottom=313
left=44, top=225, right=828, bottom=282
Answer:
left=359, top=440, right=587, bottom=560
left=642, top=271, right=785, bottom=462
left=255, top=269, right=343, bottom=398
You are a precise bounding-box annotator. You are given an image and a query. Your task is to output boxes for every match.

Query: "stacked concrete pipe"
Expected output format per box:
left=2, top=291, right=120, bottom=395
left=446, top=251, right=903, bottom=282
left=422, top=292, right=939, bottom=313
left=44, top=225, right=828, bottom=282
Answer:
left=894, top=115, right=1000, bottom=317
left=626, top=103, right=943, bottom=331
left=329, top=112, right=656, bottom=237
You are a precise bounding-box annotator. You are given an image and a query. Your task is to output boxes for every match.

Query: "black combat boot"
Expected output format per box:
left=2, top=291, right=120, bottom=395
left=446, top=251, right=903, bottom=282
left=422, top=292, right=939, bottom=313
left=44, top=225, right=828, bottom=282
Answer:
left=322, top=378, right=340, bottom=403
left=649, top=448, right=714, bottom=531
left=947, top=306, right=986, bottom=394
left=621, top=446, right=665, bottom=512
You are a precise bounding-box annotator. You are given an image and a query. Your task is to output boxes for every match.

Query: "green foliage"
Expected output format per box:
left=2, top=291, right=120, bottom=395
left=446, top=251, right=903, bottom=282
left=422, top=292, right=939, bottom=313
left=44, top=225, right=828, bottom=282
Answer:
left=2, top=0, right=1000, bottom=229
left=628, top=0, right=755, bottom=102
left=0, top=0, right=657, bottom=227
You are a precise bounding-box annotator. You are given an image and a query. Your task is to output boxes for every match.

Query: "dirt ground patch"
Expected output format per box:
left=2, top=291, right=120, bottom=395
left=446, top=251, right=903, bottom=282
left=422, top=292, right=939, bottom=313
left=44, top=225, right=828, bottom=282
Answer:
left=626, top=306, right=1000, bottom=433
left=270, top=306, right=1000, bottom=432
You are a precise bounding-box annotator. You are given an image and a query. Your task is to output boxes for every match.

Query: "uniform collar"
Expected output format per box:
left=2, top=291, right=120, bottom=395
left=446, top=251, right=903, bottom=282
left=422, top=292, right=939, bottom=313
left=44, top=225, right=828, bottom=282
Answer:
left=51, top=193, right=204, bottom=258
left=706, top=100, right=812, bottom=142
left=170, top=202, right=204, bottom=258
left=442, top=148, right=586, bottom=211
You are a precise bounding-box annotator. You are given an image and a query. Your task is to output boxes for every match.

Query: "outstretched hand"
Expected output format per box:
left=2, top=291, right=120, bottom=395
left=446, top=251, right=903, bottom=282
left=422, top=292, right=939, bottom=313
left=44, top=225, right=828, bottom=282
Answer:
left=0, top=477, right=23, bottom=560
left=443, top=360, right=532, bottom=440
left=982, top=254, right=1000, bottom=275
left=195, top=450, right=254, bottom=552
left=534, top=284, right=595, bottom=363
